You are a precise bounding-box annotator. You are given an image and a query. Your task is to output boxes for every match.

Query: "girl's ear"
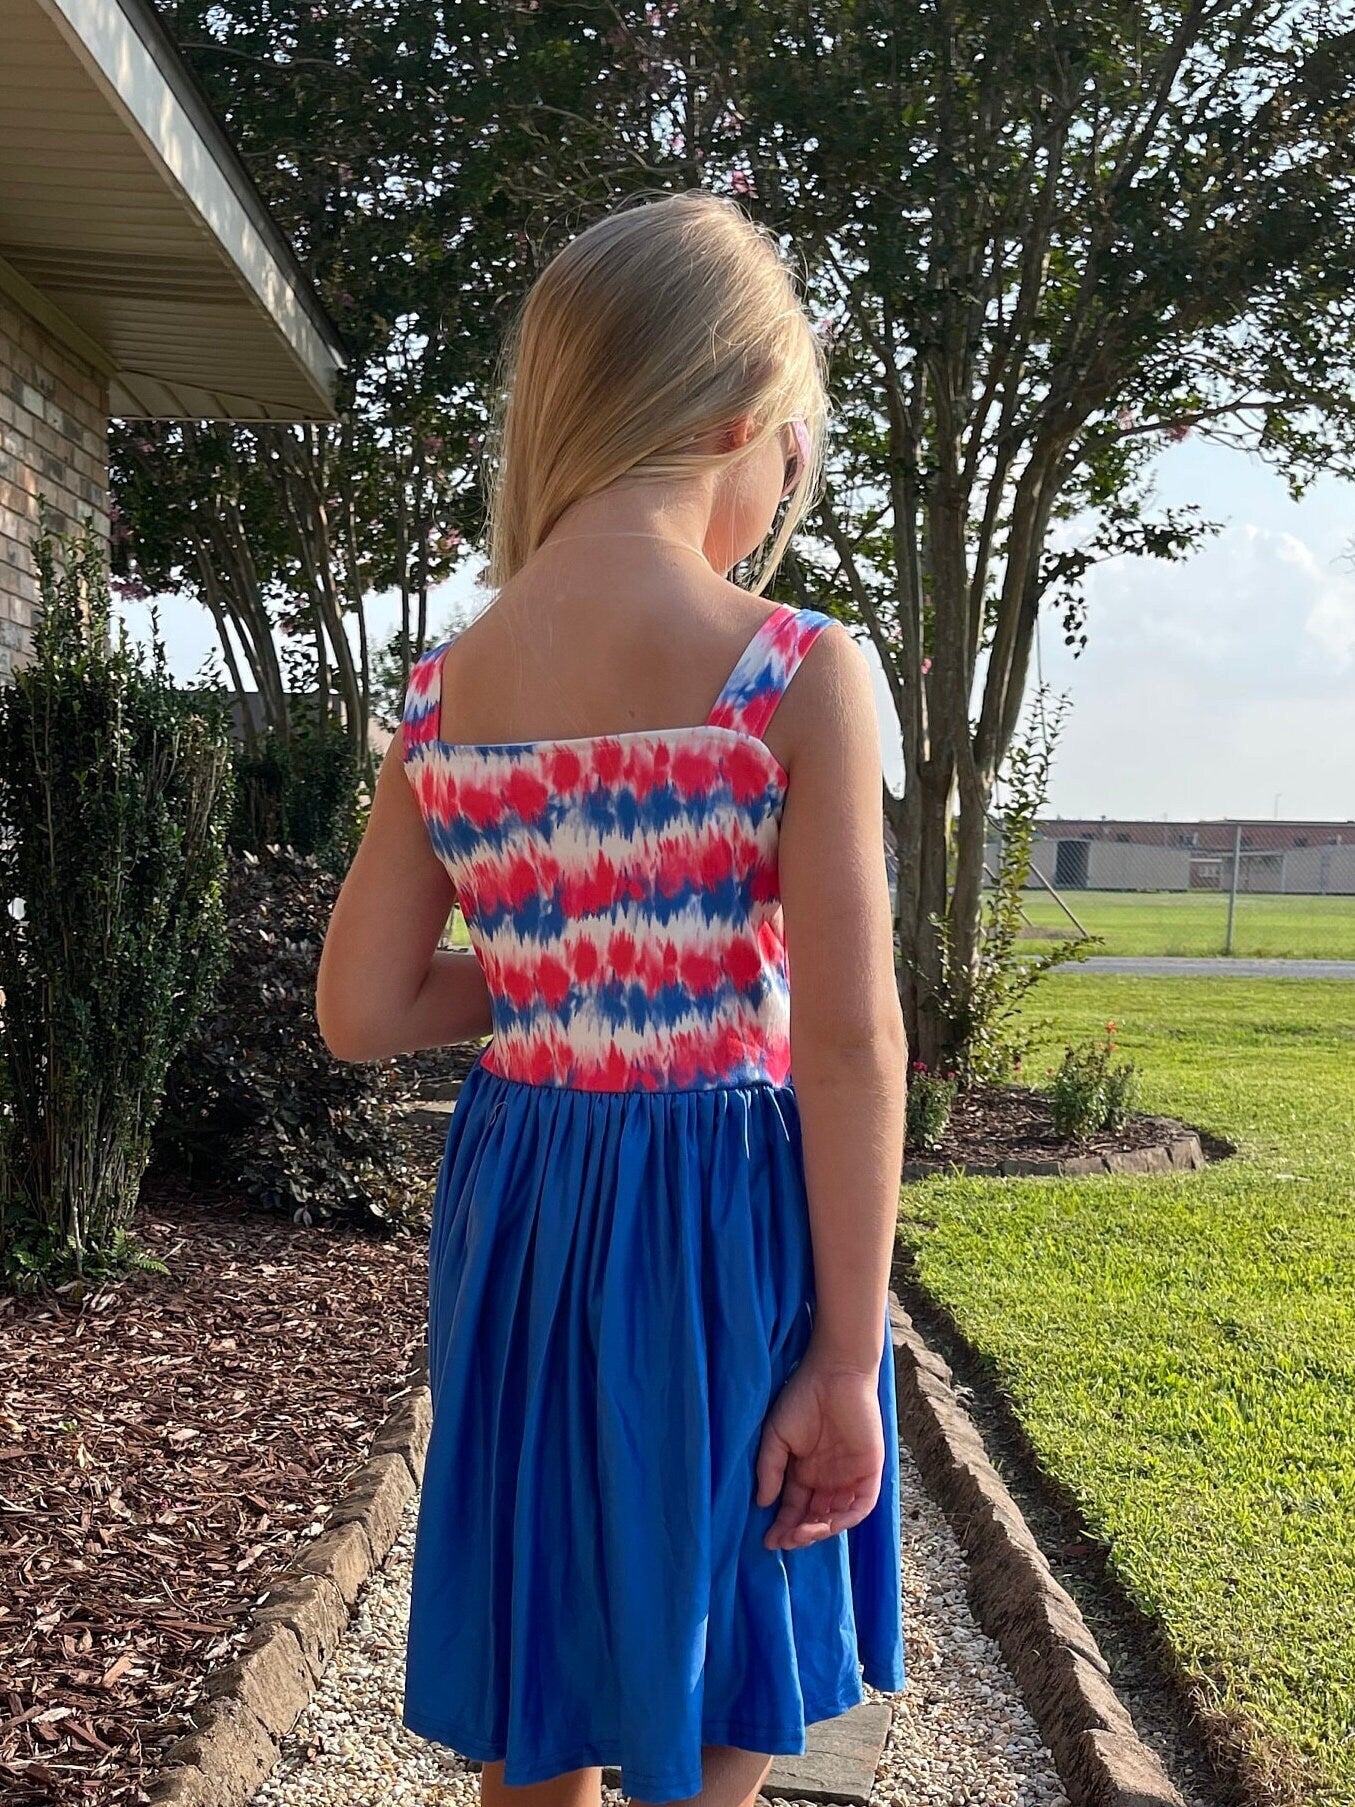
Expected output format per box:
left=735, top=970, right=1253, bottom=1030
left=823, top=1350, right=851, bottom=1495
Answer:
left=720, top=412, right=758, bottom=453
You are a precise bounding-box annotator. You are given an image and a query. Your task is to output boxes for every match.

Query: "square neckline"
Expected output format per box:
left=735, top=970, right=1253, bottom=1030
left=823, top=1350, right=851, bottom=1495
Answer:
left=402, top=601, right=799, bottom=788
left=407, top=722, right=791, bottom=792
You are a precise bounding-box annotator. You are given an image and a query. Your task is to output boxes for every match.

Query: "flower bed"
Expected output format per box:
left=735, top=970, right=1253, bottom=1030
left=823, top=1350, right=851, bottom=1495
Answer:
left=904, top=1078, right=1228, bottom=1179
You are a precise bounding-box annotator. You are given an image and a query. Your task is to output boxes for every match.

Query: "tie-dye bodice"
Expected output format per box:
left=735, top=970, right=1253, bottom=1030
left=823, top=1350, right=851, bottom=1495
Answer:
left=401, top=601, right=834, bottom=1092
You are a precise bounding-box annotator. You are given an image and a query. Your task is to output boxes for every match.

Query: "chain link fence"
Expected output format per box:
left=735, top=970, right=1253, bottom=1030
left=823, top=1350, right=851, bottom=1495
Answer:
left=981, top=818, right=1355, bottom=959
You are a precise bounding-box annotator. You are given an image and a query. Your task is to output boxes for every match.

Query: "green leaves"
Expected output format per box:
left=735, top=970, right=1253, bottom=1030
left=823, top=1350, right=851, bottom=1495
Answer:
left=905, top=1064, right=960, bottom=1151
left=1047, top=1026, right=1140, bottom=1141
left=714, top=0, right=1355, bottom=1071
left=931, top=685, right=1101, bottom=1086
left=155, top=846, right=422, bottom=1235
left=0, top=523, right=235, bottom=1289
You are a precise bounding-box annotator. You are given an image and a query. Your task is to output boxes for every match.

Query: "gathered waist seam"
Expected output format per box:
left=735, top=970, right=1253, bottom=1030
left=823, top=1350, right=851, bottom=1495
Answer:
left=467, top=1052, right=795, bottom=1099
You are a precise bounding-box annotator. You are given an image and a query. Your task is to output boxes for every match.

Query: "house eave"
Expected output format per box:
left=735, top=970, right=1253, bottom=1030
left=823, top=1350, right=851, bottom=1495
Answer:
left=1, top=0, right=347, bottom=422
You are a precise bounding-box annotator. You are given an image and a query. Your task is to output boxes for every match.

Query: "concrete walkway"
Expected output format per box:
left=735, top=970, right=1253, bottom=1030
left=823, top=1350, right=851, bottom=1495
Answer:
left=1072, top=955, right=1355, bottom=979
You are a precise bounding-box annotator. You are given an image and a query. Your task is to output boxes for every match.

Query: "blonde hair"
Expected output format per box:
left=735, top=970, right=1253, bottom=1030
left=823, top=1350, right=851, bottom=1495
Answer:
left=481, top=190, right=829, bottom=593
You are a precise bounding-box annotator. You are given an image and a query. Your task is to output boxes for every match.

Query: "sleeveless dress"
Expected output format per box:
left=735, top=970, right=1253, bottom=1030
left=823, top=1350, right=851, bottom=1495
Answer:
left=398, top=600, right=906, bottom=1802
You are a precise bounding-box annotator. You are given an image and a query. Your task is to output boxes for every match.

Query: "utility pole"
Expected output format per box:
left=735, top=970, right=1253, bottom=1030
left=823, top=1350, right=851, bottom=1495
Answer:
left=1224, top=822, right=1242, bottom=955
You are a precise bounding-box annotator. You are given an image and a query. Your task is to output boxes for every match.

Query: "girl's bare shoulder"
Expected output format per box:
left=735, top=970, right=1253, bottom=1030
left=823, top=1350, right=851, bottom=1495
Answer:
left=767, top=613, right=873, bottom=764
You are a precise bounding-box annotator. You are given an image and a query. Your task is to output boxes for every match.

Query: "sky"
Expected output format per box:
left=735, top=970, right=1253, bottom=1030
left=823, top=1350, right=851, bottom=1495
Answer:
left=1028, top=438, right=1355, bottom=825
left=114, top=433, right=1355, bottom=826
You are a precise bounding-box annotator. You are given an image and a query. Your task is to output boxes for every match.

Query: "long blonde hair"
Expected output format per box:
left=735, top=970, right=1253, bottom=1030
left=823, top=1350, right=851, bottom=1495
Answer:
left=481, top=190, right=829, bottom=593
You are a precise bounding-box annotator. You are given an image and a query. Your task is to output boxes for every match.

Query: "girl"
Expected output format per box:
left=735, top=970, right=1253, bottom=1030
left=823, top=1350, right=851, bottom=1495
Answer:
left=317, top=189, right=907, bottom=1807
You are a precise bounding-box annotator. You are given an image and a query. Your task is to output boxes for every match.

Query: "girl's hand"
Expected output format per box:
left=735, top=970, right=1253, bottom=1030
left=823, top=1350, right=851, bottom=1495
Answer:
left=754, top=1344, right=884, bottom=1550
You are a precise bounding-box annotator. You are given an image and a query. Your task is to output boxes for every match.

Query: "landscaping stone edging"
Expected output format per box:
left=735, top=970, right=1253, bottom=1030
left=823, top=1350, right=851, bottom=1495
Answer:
left=144, top=1353, right=434, bottom=1807
left=904, top=1128, right=1205, bottom=1181
left=888, top=1294, right=1185, bottom=1807
left=144, top=1298, right=1185, bottom=1807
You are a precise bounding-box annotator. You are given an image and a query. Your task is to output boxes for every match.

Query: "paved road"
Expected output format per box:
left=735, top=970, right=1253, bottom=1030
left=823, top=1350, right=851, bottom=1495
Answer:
left=1071, top=956, right=1355, bottom=979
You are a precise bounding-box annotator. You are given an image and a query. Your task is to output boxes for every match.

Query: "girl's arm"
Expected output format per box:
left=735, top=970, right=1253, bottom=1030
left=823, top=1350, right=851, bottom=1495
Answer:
left=316, top=728, right=494, bottom=1064
left=776, top=622, right=908, bottom=1377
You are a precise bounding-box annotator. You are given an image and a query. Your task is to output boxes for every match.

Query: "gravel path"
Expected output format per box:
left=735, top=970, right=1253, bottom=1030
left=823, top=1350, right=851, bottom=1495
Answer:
left=253, top=1433, right=1069, bottom=1807
left=1073, top=954, right=1355, bottom=978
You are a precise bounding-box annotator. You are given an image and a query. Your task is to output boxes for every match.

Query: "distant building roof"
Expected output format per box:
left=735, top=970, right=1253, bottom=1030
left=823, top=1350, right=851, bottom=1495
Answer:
left=885, top=813, right=1355, bottom=853
left=1033, top=817, right=1354, bottom=851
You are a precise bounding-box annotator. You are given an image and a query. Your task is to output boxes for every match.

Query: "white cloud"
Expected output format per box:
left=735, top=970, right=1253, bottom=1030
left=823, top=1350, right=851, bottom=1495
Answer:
left=1025, top=515, right=1355, bottom=818
left=1273, top=534, right=1355, bottom=670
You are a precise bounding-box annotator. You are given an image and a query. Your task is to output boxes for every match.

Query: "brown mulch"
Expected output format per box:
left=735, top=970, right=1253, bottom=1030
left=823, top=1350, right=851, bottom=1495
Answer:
left=908, top=1079, right=1223, bottom=1167
left=0, top=1067, right=468, bottom=1807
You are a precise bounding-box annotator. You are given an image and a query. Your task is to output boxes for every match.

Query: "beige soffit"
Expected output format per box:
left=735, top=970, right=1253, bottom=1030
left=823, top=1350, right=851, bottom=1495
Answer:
left=0, top=0, right=347, bottom=420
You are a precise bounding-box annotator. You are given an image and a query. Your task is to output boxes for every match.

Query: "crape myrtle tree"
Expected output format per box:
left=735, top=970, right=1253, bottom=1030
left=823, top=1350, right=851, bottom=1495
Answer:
left=122, top=1, right=808, bottom=763
left=114, top=3, right=471, bottom=760
left=704, top=0, right=1355, bottom=1067
left=117, top=1, right=656, bottom=763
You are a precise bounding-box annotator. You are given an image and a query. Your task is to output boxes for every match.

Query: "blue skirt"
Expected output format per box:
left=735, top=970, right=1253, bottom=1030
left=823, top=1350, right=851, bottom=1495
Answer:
left=402, top=1051, right=906, bottom=1803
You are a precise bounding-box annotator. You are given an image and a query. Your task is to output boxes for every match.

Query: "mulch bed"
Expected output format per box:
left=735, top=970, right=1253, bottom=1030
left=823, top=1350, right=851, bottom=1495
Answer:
left=907, top=1079, right=1227, bottom=1168
left=0, top=1046, right=472, bottom=1807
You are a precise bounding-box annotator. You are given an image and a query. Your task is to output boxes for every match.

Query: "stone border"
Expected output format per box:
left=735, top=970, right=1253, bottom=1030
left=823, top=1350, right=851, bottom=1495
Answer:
left=904, top=1127, right=1205, bottom=1181
left=144, top=1350, right=434, bottom=1807
left=888, top=1293, right=1185, bottom=1806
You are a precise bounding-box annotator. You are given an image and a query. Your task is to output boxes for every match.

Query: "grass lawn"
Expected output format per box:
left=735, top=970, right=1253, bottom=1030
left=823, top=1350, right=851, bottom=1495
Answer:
left=1010, top=888, right=1355, bottom=959
left=897, top=974, right=1355, bottom=1805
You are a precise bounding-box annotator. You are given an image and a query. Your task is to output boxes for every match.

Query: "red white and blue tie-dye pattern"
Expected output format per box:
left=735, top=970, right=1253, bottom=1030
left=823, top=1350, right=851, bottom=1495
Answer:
left=401, top=600, right=834, bottom=1091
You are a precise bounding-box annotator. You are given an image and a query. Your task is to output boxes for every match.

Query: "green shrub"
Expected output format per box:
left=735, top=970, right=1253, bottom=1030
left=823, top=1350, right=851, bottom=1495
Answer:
left=229, top=714, right=362, bottom=868
left=0, top=519, right=233, bottom=1290
left=155, top=845, right=422, bottom=1233
left=1046, top=1020, right=1139, bottom=1141
left=931, top=688, right=1102, bottom=1087
left=906, top=1060, right=959, bottom=1152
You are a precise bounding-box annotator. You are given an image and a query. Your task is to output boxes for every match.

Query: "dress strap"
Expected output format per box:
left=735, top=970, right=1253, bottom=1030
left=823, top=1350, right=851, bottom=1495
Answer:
left=705, top=602, right=835, bottom=738
left=401, top=639, right=453, bottom=753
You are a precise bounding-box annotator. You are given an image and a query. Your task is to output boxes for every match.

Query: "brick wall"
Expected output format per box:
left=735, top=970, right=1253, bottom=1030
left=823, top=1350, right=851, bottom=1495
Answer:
left=0, top=290, right=109, bottom=683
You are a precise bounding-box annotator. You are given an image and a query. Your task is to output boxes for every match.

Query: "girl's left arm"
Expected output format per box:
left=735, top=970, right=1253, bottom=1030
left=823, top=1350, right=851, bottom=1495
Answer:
left=316, top=728, right=493, bottom=1063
